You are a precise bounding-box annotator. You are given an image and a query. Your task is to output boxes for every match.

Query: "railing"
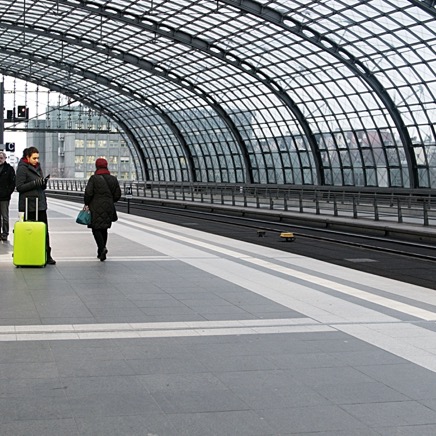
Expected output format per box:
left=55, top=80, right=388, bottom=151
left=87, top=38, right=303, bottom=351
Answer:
left=47, top=179, right=436, bottom=227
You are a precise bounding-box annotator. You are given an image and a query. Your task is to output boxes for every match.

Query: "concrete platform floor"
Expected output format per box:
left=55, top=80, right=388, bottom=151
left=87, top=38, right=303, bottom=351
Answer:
left=1, top=194, right=436, bottom=435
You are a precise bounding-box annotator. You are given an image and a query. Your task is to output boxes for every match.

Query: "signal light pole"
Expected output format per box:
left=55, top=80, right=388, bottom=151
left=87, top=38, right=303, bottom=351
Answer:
left=0, top=81, right=4, bottom=146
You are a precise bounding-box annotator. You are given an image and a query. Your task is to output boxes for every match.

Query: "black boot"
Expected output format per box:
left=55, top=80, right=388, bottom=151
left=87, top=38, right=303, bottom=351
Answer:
left=47, top=257, right=56, bottom=265
left=46, top=248, right=56, bottom=265
left=99, top=247, right=108, bottom=261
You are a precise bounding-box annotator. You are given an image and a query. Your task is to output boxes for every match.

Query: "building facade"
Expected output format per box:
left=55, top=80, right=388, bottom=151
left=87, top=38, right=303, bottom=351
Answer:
left=26, top=107, right=138, bottom=180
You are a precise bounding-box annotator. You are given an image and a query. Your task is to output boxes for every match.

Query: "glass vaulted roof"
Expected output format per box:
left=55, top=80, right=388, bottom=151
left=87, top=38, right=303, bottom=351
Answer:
left=0, top=0, right=435, bottom=187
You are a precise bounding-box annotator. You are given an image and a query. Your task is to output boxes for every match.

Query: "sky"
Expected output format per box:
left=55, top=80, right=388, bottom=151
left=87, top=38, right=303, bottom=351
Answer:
left=2, top=76, right=64, bottom=160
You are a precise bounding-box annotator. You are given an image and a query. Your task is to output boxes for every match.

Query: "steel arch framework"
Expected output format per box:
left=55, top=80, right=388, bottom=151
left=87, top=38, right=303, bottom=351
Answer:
left=0, top=0, right=435, bottom=188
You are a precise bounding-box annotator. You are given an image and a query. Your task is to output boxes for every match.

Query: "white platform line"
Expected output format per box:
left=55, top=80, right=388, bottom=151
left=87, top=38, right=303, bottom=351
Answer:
left=0, top=318, right=333, bottom=341
left=334, top=323, right=436, bottom=373
left=246, top=258, right=436, bottom=321
left=116, top=218, right=436, bottom=321
left=0, top=256, right=173, bottom=263
left=42, top=199, right=436, bottom=373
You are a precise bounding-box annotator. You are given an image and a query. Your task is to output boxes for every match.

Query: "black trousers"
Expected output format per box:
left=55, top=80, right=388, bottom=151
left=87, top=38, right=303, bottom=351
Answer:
left=92, top=228, right=108, bottom=255
left=25, top=210, right=52, bottom=255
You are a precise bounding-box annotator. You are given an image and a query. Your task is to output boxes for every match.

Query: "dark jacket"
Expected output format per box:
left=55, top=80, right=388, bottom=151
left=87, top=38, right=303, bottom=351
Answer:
left=84, top=174, right=121, bottom=229
left=15, top=159, right=48, bottom=212
left=0, top=162, right=16, bottom=201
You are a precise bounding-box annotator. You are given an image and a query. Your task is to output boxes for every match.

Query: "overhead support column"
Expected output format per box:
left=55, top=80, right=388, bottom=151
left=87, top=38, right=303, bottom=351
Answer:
left=408, top=0, right=436, bottom=18
left=0, top=71, right=150, bottom=182
left=221, top=0, right=418, bottom=187
left=1, top=43, right=255, bottom=184
left=276, top=90, right=324, bottom=185
left=151, top=105, right=196, bottom=182
left=0, top=48, right=251, bottom=183
left=44, top=1, right=323, bottom=184
left=208, top=100, right=253, bottom=184
left=0, top=81, right=4, bottom=146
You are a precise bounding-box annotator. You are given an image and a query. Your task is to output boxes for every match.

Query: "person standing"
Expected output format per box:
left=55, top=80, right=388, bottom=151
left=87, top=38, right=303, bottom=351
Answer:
left=84, top=158, right=121, bottom=261
left=15, top=147, right=56, bottom=265
left=0, top=151, right=16, bottom=241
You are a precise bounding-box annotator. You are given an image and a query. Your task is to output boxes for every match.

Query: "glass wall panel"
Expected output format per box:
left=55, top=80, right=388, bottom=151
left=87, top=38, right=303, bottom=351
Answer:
left=0, top=0, right=434, bottom=187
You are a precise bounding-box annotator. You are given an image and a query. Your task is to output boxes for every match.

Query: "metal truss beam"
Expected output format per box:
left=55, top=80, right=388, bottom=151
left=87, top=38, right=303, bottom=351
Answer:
left=219, top=0, right=418, bottom=188
left=0, top=68, right=149, bottom=181
left=0, top=47, right=197, bottom=181
left=0, top=31, right=253, bottom=183
left=0, top=26, right=253, bottom=182
left=408, top=0, right=436, bottom=17
left=39, top=0, right=322, bottom=184
left=5, top=128, right=115, bottom=133
left=148, top=105, right=196, bottom=182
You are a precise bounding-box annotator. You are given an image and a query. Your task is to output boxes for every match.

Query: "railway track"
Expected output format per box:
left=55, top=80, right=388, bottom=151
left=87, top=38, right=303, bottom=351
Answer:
left=127, top=202, right=436, bottom=261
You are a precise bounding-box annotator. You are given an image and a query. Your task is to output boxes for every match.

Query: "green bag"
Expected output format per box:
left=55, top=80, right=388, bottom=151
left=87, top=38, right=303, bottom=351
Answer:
left=76, top=208, right=91, bottom=225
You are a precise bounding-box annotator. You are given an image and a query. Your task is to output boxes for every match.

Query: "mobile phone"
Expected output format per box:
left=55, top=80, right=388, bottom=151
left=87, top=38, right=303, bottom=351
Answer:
left=45, top=174, right=51, bottom=180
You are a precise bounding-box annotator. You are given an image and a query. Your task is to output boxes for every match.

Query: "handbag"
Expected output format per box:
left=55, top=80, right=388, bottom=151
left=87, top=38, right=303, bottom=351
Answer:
left=76, top=208, right=91, bottom=225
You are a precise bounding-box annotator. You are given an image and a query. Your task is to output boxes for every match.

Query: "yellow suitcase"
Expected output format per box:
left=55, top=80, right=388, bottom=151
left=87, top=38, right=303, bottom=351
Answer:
left=13, top=198, right=46, bottom=267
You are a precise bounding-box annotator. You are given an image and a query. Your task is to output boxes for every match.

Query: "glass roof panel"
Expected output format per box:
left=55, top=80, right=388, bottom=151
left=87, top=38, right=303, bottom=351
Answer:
left=0, top=0, right=434, bottom=186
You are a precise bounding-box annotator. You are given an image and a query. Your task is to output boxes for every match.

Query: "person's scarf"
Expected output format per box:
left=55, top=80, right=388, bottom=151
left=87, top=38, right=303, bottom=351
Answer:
left=95, top=168, right=110, bottom=175
left=22, top=157, right=39, bottom=169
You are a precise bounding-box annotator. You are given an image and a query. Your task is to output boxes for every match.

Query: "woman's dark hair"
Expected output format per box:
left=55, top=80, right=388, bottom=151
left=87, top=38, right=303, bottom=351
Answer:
left=25, top=146, right=39, bottom=157
left=22, top=148, right=29, bottom=158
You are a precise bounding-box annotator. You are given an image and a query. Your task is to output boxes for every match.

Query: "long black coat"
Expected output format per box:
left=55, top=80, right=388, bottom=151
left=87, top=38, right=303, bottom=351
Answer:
left=0, top=162, right=16, bottom=201
left=15, top=159, right=48, bottom=212
left=84, top=174, right=121, bottom=229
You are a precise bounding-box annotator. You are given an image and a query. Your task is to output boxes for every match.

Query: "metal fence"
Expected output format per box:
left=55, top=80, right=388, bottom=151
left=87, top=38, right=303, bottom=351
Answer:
left=47, top=179, right=436, bottom=227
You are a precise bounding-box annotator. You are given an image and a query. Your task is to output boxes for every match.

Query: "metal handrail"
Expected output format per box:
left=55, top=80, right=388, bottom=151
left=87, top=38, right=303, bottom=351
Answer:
left=46, top=179, right=436, bottom=227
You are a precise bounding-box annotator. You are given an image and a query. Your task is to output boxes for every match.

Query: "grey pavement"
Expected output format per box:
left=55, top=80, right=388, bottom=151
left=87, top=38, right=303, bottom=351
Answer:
left=1, top=193, right=436, bottom=435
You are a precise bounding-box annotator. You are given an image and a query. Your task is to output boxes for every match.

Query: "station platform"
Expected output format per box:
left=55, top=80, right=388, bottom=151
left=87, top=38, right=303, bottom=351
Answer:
left=1, top=194, right=436, bottom=435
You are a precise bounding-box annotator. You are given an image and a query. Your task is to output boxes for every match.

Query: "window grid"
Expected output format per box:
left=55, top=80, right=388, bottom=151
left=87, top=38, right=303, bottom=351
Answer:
left=0, top=0, right=434, bottom=187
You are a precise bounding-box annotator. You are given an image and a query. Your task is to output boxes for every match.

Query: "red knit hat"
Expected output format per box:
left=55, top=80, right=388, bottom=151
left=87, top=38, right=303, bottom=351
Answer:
left=95, top=158, right=108, bottom=169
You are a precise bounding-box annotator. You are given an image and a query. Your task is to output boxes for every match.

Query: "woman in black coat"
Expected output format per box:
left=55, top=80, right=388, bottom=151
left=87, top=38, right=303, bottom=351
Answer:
left=84, top=158, right=121, bottom=261
left=15, top=147, right=56, bottom=264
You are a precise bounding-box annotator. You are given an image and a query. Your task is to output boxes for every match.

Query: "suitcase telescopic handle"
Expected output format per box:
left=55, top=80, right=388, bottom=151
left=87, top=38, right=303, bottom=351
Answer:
left=25, top=197, right=39, bottom=221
